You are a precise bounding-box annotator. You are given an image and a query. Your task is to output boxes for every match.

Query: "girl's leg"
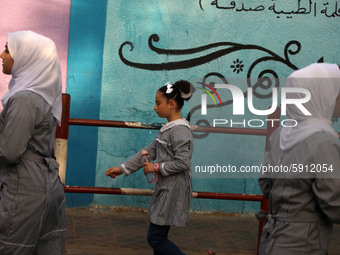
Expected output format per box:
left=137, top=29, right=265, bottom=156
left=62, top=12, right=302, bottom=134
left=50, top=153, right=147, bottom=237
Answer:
left=147, top=223, right=185, bottom=255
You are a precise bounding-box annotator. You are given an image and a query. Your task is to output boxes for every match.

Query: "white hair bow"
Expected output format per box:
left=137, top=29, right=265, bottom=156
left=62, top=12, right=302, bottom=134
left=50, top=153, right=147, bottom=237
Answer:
left=165, top=82, right=173, bottom=94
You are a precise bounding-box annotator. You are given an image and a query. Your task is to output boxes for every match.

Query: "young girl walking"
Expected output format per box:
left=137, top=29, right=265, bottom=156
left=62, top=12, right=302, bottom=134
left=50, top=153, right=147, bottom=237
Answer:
left=106, top=80, right=194, bottom=255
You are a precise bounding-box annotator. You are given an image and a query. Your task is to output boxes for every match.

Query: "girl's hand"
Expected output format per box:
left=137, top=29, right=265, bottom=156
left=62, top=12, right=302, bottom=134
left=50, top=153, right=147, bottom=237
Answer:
left=106, top=167, right=123, bottom=178
left=143, top=162, right=155, bottom=175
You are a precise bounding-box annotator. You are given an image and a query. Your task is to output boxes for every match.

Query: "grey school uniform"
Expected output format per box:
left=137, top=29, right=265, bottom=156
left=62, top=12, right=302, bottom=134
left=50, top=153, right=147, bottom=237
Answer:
left=0, top=91, right=65, bottom=255
left=120, top=119, right=193, bottom=227
left=258, top=127, right=340, bottom=255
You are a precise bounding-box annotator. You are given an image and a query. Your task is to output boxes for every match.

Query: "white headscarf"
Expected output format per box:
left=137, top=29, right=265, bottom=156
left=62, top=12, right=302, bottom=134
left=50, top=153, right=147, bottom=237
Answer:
left=1, top=31, right=62, bottom=124
left=280, top=63, right=340, bottom=151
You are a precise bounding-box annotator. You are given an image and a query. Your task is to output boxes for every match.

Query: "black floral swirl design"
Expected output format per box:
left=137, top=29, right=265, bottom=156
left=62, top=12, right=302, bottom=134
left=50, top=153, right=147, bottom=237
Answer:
left=119, top=34, right=299, bottom=72
left=119, top=34, right=323, bottom=138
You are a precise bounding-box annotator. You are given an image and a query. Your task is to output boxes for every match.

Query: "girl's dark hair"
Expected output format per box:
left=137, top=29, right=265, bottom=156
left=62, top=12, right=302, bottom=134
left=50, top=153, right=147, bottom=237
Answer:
left=158, top=80, right=195, bottom=109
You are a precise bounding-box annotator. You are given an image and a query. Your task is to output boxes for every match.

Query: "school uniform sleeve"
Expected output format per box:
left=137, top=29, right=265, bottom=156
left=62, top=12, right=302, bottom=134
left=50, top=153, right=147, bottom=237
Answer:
left=0, top=92, right=42, bottom=164
left=258, top=163, right=273, bottom=199
left=258, top=150, right=273, bottom=199
left=159, top=126, right=192, bottom=177
left=312, top=140, right=340, bottom=223
left=119, top=140, right=157, bottom=176
left=258, top=129, right=279, bottom=198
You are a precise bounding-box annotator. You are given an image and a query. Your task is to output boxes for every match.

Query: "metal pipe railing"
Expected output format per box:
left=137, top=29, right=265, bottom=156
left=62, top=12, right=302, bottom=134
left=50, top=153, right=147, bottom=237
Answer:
left=69, top=118, right=268, bottom=135
left=63, top=185, right=264, bottom=201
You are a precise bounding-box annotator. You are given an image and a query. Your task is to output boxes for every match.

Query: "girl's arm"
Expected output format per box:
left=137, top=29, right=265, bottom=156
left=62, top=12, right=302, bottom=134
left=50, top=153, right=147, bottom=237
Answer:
left=258, top=146, right=274, bottom=199
left=0, top=92, right=41, bottom=164
left=106, top=167, right=123, bottom=178
left=107, top=139, right=157, bottom=177
left=312, top=141, right=340, bottom=223
left=158, top=126, right=193, bottom=177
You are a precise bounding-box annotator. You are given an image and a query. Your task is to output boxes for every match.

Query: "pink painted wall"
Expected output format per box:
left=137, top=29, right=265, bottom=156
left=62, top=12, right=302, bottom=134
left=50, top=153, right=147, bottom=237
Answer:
left=0, top=0, right=70, bottom=110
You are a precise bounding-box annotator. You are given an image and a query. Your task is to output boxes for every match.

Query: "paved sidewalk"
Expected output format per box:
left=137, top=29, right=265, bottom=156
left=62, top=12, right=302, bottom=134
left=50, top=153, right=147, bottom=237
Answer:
left=65, top=206, right=340, bottom=255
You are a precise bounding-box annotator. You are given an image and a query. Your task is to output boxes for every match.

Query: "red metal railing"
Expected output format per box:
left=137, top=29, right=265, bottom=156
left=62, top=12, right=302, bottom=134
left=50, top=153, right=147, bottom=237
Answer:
left=57, top=93, right=280, bottom=254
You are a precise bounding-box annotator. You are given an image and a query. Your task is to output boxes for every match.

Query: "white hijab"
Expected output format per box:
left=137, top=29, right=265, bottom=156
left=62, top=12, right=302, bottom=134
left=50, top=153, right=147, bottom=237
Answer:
left=1, top=31, right=62, bottom=124
left=280, top=63, right=340, bottom=151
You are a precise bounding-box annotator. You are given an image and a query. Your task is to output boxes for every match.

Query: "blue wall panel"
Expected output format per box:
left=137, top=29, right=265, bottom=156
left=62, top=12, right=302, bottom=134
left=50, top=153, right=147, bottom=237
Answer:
left=65, top=0, right=107, bottom=206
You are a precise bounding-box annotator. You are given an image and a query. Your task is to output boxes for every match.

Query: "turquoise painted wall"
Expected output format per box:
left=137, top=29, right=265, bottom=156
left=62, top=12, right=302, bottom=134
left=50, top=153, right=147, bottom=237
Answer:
left=66, top=0, right=340, bottom=212
left=66, top=0, right=107, bottom=206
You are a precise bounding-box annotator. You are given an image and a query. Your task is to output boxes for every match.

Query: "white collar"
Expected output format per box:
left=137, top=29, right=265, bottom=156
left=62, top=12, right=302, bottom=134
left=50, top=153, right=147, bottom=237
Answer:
left=160, top=118, right=191, bottom=132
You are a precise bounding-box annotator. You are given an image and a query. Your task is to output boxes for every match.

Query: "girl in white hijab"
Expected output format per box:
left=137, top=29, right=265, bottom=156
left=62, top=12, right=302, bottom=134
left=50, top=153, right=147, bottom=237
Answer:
left=0, top=31, right=65, bottom=254
left=258, top=63, right=340, bottom=255
left=280, top=63, right=340, bottom=150
left=1, top=30, right=62, bottom=123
